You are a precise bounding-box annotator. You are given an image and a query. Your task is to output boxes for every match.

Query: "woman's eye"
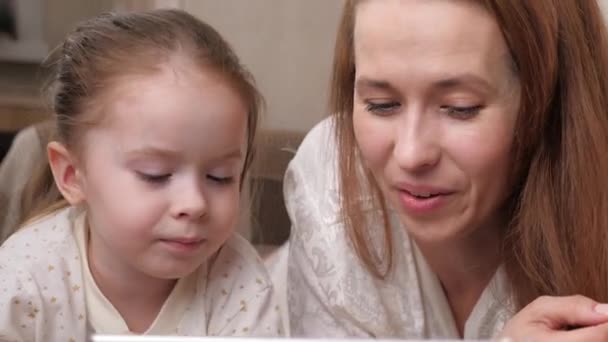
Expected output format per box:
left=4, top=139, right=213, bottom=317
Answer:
left=207, top=175, right=235, bottom=185
left=365, top=101, right=401, bottom=116
left=441, top=105, right=483, bottom=119
left=136, top=172, right=171, bottom=184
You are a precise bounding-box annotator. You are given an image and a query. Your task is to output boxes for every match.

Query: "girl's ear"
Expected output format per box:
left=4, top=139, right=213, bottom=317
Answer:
left=47, top=141, right=86, bottom=205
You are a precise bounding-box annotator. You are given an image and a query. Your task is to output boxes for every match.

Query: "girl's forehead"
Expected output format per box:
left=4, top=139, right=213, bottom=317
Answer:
left=102, top=67, right=243, bottom=121
left=87, top=68, right=248, bottom=159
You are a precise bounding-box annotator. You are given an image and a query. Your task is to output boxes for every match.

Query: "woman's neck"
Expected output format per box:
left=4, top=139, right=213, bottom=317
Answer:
left=87, top=229, right=176, bottom=333
left=415, top=222, right=502, bottom=337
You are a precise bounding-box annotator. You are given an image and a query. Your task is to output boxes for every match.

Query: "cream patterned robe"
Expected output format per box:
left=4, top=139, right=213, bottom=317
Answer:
left=285, top=118, right=515, bottom=339
left=0, top=207, right=283, bottom=341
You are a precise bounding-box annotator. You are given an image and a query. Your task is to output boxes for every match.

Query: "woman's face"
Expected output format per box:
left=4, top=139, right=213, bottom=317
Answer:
left=352, top=0, right=521, bottom=244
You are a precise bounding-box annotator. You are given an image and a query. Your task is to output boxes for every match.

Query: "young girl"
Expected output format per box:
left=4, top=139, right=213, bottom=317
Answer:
left=0, top=9, right=283, bottom=341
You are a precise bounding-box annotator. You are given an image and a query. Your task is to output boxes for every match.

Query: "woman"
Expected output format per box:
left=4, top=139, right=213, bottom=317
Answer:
left=285, top=0, right=608, bottom=339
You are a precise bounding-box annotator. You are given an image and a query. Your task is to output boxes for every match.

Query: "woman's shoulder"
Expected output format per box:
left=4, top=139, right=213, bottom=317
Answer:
left=288, top=117, right=337, bottom=176
left=284, top=117, right=341, bottom=222
left=284, top=117, right=355, bottom=263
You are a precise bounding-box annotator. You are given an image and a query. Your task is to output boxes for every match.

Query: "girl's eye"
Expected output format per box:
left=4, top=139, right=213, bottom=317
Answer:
left=441, top=105, right=483, bottom=119
left=365, top=101, right=401, bottom=116
left=207, top=175, right=235, bottom=185
left=136, top=172, right=171, bottom=184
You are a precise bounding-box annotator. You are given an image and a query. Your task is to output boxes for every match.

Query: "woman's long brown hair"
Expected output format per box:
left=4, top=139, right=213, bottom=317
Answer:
left=332, top=0, right=608, bottom=308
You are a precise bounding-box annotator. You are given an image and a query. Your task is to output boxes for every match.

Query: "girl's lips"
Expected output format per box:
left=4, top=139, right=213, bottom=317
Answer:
left=160, top=238, right=206, bottom=254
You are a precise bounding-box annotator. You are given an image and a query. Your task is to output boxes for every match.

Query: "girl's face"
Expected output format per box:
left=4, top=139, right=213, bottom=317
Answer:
left=77, top=59, right=248, bottom=280
left=352, top=0, right=521, bottom=244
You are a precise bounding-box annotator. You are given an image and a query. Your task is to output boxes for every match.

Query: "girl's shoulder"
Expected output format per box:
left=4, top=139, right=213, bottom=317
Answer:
left=0, top=207, right=87, bottom=341
left=0, top=207, right=82, bottom=281
left=198, top=235, right=284, bottom=336
left=1, top=207, right=77, bottom=256
left=206, top=234, right=272, bottom=290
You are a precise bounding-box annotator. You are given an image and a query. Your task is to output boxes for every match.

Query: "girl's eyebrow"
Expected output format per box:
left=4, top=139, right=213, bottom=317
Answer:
left=126, top=146, right=243, bottom=162
left=209, top=149, right=243, bottom=164
left=125, top=147, right=181, bottom=161
left=217, top=149, right=242, bottom=160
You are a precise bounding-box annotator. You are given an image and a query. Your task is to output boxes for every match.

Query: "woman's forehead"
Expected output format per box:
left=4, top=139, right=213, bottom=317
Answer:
left=352, top=0, right=514, bottom=89
left=353, top=0, right=502, bottom=57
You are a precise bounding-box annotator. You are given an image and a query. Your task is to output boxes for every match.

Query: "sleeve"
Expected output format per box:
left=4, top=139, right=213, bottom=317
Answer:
left=0, top=226, right=87, bottom=342
left=206, top=237, right=284, bottom=337
left=0, top=263, right=61, bottom=342
left=284, top=119, right=370, bottom=337
left=0, top=267, right=38, bottom=342
left=288, top=232, right=357, bottom=337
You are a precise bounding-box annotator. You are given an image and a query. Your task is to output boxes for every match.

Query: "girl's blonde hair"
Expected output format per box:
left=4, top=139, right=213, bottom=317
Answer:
left=21, top=9, right=262, bottom=224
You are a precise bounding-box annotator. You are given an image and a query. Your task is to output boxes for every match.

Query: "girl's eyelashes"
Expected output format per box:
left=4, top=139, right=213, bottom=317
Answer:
left=207, top=174, right=235, bottom=185
left=135, top=170, right=237, bottom=186
left=136, top=171, right=171, bottom=184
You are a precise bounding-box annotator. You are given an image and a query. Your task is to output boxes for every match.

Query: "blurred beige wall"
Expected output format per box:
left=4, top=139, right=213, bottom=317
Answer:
left=601, top=0, right=608, bottom=20
left=46, top=0, right=105, bottom=49
left=44, top=0, right=345, bottom=133
left=183, top=0, right=344, bottom=132
left=49, top=0, right=608, bottom=132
